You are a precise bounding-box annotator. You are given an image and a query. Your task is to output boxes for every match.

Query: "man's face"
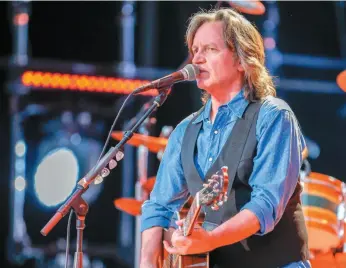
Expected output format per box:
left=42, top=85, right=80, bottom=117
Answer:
left=191, top=21, right=243, bottom=94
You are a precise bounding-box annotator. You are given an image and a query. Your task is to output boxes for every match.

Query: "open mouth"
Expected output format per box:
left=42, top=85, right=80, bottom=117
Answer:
left=197, top=70, right=208, bottom=78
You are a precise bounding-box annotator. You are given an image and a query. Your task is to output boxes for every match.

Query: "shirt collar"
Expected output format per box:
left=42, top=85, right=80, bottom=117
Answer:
left=192, top=89, right=249, bottom=124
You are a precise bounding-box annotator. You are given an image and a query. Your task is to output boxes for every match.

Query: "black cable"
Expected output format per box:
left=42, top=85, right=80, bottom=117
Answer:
left=64, top=210, right=74, bottom=268
left=97, top=90, right=138, bottom=164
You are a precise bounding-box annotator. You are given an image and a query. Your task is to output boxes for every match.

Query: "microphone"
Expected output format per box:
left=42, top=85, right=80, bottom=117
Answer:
left=133, top=64, right=199, bottom=94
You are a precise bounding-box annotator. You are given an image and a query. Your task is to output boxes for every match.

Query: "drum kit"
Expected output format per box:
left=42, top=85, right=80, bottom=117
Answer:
left=300, top=171, right=346, bottom=267
left=302, top=70, right=346, bottom=266
left=112, top=70, right=346, bottom=266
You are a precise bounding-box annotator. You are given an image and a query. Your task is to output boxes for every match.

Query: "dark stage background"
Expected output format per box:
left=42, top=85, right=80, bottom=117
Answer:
left=0, top=1, right=345, bottom=268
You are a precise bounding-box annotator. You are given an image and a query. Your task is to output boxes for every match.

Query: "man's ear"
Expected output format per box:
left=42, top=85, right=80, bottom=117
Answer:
left=237, top=60, right=244, bottom=72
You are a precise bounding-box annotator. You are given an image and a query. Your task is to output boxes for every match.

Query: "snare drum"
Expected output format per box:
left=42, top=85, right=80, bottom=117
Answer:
left=301, top=172, right=346, bottom=252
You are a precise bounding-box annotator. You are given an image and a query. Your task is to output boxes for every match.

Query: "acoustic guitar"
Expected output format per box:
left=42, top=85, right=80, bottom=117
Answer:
left=162, top=166, right=229, bottom=268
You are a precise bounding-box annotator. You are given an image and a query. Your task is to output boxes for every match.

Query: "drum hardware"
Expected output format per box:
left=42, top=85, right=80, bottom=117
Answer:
left=114, top=198, right=143, bottom=216
left=111, top=131, right=168, bottom=154
left=112, top=127, right=171, bottom=217
left=337, top=70, right=346, bottom=92
left=341, top=182, right=346, bottom=252
left=301, top=172, right=346, bottom=252
left=302, top=177, right=344, bottom=196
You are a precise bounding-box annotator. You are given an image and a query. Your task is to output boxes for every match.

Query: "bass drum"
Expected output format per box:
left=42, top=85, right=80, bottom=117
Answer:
left=301, top=172, right=346, bottom=252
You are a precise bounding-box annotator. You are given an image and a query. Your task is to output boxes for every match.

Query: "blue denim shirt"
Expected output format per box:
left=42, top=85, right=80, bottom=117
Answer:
left=140, top=90, right=309, bottom=267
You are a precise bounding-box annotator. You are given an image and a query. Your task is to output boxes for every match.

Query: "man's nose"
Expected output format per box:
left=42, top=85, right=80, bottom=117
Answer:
left=192, top=52, right=206, bottom=65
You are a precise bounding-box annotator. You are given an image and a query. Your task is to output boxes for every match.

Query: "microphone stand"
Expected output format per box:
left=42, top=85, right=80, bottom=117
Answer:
left=40, top=89, right=169, bottom=268
left=72, top=196, right=88, bottom=268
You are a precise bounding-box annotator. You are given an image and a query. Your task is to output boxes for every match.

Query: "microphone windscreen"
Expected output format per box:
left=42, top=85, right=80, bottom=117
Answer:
left=183, top=64, right=200, bottom=81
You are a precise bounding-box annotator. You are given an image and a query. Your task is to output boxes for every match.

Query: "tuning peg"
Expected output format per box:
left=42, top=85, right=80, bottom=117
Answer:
left=211, top=204, right=219, bottom=210
left=212, top=180, right=219, bottom=185
left=217, top=200, right=224, bottom=207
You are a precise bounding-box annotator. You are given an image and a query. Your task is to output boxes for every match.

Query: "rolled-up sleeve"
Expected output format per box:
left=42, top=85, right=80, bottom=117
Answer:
left=241, top=107, right=304, bottom=235
left=140, top=119, right=190, bottom=232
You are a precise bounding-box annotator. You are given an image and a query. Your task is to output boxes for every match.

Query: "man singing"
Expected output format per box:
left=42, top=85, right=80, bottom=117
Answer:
left=140, top=8, right=310, bottom=268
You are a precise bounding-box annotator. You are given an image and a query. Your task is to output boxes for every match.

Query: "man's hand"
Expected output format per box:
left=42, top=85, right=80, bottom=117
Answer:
left=162, top=219, right=216, bottom=255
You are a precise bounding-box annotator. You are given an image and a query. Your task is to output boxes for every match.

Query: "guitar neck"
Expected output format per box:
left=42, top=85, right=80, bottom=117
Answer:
left=182, top=192, right=202, bottom=236
left=162, top=193, right=203, bottom=268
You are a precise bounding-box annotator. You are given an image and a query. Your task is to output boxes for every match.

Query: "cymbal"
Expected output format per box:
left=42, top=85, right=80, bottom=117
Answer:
left=228, top=0, right=266, bottom=15
left=111, top=131, right=168, bottom=153
left=336, top=70, right=346, bottom=92
left=141, top=176, right=156, bottom=192
left=114, top=198, right=143, bottom=216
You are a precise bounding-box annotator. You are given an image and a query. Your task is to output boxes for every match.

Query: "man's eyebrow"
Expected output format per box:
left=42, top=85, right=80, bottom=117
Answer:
left=191, top=43, right=218, bottom=50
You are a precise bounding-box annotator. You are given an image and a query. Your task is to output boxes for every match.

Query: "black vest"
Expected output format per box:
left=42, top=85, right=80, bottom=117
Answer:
left=181, top=101, right=309, bottom=268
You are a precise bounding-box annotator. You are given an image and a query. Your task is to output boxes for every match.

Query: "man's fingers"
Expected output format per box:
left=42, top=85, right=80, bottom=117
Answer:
left=163, top=241, right=179, bottom=254
left=175, top=219, right=184, bottom=226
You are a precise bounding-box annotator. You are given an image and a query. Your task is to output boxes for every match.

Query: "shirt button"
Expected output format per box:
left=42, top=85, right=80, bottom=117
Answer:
left=209, top=157, right=213, bottom=162
left=214, top=130, right=218, bottom=134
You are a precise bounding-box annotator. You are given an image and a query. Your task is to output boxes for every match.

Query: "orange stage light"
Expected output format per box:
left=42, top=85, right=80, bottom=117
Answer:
left=13, top=13, right=29, bottom=26
left=21, top=71, right=157, bottom=96
left=337, top=70, right=346, bottom=93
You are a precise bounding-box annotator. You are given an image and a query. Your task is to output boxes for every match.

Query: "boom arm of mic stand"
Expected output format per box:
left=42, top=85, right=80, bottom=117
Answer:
left=40, top=89, right=169, bottom=236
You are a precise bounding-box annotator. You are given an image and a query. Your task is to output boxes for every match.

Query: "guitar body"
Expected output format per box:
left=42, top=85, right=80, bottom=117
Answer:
left=161, top=252, right=209, bottom=268
left=177, top=253, right=209, bottom=268
left=160, top=166, right=229, bottom=268
left=162, top=196, right=209, bottom=268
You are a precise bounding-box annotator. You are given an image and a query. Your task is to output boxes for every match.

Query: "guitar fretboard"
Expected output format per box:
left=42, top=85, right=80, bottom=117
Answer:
left=163, top=194, right=201, bottom=268
left=183, top=192, right=200, bottom=236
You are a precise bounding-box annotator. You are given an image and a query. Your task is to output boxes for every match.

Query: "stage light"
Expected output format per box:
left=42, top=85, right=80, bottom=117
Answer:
left=11, top=111, right=124, bottom=266
left=15, top=176, right=26, bottom=192
left=29, top=114, right=105, bottom=209
left=264, top=37, right=276, bottom=50
left=227, top=0, right=266, bottom=15
left=33, top=147, right=80, bottom=208
left=21, top=71, right=157, bottom=96
left=13, top=13, right=29, bottom=26
left=8, top=110, right=109, bottom=265
left=15, top=140, right=26, bottom=157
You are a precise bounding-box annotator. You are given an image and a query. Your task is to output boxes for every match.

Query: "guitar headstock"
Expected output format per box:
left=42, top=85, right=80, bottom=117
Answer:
left=198, top=166, right=229, bottom=210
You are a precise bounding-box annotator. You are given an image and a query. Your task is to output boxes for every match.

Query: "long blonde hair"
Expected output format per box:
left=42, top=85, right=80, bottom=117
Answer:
left=186, top=8, right=276, bottom=104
